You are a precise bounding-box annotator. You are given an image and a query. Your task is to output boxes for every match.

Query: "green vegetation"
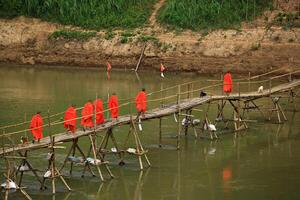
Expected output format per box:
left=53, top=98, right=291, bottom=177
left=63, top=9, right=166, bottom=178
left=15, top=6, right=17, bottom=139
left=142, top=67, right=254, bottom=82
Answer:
left=138, top=35, right=159, bottom=43
left=272, top=12, right=300, bottom=29
left=0, top=0, right=156, bottom=29
left=49, top=29, right=97, bottom=41
left=120, top=31, right=136, bottom=43
left=158, top=0, right=273, bottom=30
left=104, top=30, right=116, bottom=40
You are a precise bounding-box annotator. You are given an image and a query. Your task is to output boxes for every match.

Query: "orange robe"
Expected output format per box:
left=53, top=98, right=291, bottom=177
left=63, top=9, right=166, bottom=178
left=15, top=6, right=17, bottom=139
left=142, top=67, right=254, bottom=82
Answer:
left=64, top=106, right=77, bottom=133
left=94, top=99, right=105, bottom=125
left=29, top=114, right=43, bottom=140
left=81, top=102, right=94, bottom=128
left=223, top=73, right=233, bottom=93
left=135, top=91, right=147, bottom=112
left=108, top=95, right=119, bottom=119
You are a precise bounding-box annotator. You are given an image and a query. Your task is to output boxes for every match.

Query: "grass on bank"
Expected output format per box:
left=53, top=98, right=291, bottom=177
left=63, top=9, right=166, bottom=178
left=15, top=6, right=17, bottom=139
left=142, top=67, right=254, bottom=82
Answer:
left=49, top=29, right=97, bottom=41
left=0, top=0, right=156, bottom=30
left=272, top=11, right=300, bottom=29
left=158, top=0, right=273, bottom=30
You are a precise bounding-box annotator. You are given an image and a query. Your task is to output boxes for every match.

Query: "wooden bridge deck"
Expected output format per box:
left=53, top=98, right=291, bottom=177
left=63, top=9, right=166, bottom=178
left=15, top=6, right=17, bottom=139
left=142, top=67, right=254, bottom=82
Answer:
left=1, top=79, right=300, bottom=156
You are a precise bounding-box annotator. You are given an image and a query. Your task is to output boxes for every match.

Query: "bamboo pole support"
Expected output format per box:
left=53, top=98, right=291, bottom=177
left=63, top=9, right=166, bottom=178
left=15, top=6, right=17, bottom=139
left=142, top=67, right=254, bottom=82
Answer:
left=248, top=72, right=251, bottom=92
left=159, top=117, right=162, bottom=147
left=89, top=134, right=104, bottom=181
left=176, top=85, right=181, bottom=150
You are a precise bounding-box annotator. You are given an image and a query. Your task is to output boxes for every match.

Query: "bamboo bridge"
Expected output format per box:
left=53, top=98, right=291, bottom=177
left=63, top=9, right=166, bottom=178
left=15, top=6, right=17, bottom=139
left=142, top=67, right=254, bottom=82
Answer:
left=0, top=68, right=300, bottom=200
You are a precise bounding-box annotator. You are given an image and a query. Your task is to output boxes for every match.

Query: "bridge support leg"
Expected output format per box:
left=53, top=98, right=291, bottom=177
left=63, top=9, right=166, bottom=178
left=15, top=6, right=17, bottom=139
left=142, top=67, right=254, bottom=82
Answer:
left=183, top=110, right=193, bottom=137
left=216, top=100, right=226, bottom=122
left=97, top=128, right=125, bottom=166
left=15, top=150, right=44, bottom=189
left=40, top=136, right=71, bottom=194
left=59, top=138, right=95, bottom=177
left=123, top=116, right=151, bottom=170
left=242, top=99, right=267, bottom=120
left=269, top=97, right=287, bottom=123
left=228, top=100, right=248, bottom=132
left=83, top=133, right=114, bottom=181
left=158, top=117, right=162, bottom=147
left=288, top=89, right=297, bottom=112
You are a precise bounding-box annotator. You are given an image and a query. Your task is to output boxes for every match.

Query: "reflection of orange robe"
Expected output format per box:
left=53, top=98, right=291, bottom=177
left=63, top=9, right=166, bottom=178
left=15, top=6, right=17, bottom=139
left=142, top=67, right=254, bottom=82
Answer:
left=108, top=95, right=119, bottom=119
left=94, top=99, right=105, bottom=125
left=135, top=91, right=147, bottom=112
left=223, top=73, right=233, bottom=93
left=64, top=106, right=77, bottom=133
left=81, top=102, right=94, bottom=127
left=29, top=114, right=43, bottom=140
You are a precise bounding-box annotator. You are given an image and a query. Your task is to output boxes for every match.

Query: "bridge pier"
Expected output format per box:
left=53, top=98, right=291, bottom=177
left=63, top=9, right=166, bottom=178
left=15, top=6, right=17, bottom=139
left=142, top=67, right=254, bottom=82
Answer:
left=59, top=138, right=95, bottom=177
left=84, top=133, right=114, bottom=181
left=40, top=136, right=71, bottom=194
left=15, top=150, right=43, bottom=188
left=269, top=97, right=287, bottom=124
left=123, top=116, right=151, bottom=170
left=97, top=128, right=125, bottom=166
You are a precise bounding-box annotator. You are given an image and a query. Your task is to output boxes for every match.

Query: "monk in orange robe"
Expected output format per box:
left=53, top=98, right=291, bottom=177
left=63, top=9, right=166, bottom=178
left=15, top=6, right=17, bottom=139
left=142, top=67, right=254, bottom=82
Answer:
left=223, top=71, right=233, bottom=94
left=64, top=104, right=77, bottom=133
left=108, top=93, right=119, bottom=119
left=135, top=88, right=147, bottom=116
left=29, top=112, right=43, bottom=143
left=94, top=99, right=105, bottom=125
left=81, top=100, right=94, bottom=129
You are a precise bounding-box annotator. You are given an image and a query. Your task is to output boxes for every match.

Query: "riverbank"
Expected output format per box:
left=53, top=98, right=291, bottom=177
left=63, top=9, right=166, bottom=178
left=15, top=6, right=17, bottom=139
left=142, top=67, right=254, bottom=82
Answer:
left=0, top=1, right=299, bottom=75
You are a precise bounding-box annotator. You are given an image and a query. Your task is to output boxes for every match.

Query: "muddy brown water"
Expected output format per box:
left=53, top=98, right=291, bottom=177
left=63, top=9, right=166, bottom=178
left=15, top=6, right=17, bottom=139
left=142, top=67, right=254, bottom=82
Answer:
left=0, top=64, right=300, bottom=200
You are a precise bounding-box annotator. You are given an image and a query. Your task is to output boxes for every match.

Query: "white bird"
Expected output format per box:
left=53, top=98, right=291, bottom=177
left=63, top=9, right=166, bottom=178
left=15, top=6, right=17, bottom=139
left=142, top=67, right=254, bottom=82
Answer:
left=86, top=157, right=101, bottom=165
left=258, top=86, right=264, bottom=93
left=208, top=124, right=217, bottom=131
left=208, top=148, right=216, bottom=155
left=192, top=119, right=201, bottom=126
left=1, top=180, right=17, bottom=189
left=138, top=118, right=143, bottom=131
left=127, top=148, right=136, bottom=154
left=19, top=164, right=29, bottom=172
left=43, top=170, right=51, bottom=178
left=181, top=118, right=191, bottom=126
left=111, top=147, right=117, bottom=153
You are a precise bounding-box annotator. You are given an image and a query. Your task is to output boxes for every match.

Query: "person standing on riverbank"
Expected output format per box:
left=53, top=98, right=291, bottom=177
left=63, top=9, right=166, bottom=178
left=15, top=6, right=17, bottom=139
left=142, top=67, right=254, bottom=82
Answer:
left=135, top=88, right=147, bottom=117
left=223, top=71, right=233, bottom=95
left=64, top=104, right=77, bottom=133
left=81, top=100, right=94, bottom=130
left=108, top=93, right=119, bottom=120
left=94, top=99, right=105, bottom=125
left=29, top=111, right=43, bottom=143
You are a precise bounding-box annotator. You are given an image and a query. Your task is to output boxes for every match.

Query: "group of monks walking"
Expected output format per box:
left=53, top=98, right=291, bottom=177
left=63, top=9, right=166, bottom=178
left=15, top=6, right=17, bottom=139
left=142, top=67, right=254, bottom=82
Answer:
left=29, top=89, right=147, bottom=143
left=28, top=70, right=232, bottom=143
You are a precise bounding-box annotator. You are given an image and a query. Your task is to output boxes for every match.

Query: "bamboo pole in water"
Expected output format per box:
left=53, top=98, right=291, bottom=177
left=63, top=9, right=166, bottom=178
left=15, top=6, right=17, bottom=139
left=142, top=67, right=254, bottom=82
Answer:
left=177, top=85, right=181, bottom=150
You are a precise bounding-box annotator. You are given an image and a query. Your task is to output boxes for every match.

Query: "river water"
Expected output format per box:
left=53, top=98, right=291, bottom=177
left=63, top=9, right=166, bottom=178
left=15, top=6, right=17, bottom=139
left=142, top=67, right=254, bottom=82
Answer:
left=0, top=65, right=300, bottom=200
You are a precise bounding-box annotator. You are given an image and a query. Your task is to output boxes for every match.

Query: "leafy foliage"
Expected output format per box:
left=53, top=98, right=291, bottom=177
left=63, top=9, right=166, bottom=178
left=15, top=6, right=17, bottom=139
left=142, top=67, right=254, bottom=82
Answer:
left=158, top=0, right=273, bottom=30
left=0, top=0, right=156, bottom=29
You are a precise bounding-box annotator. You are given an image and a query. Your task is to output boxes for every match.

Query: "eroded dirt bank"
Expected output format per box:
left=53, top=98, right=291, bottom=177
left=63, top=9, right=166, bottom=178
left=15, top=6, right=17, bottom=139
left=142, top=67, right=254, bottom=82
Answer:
left=0, top=1, right=299, bottom=74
